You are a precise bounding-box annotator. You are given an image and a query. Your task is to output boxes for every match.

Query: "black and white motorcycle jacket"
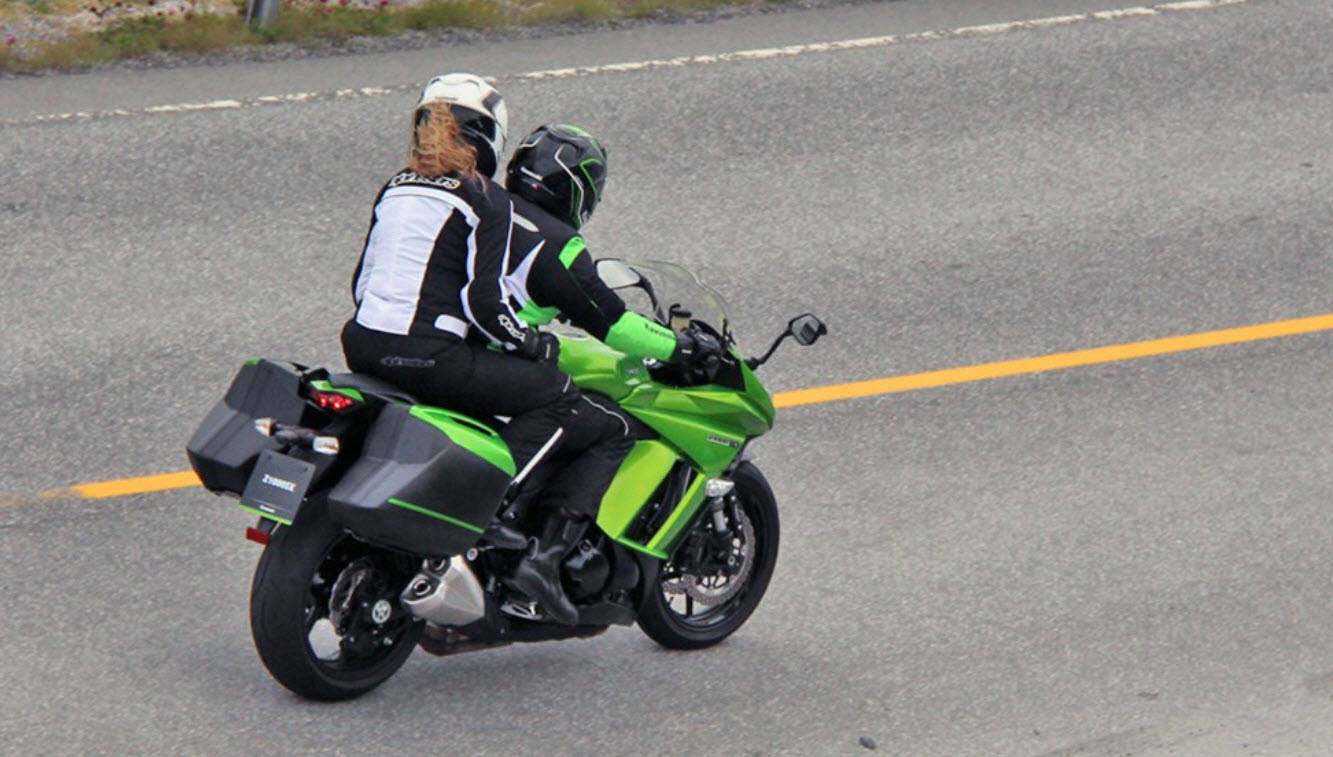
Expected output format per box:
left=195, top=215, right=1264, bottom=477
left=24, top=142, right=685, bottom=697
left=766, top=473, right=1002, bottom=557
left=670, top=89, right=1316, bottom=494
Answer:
left=350, top=170, right=531, bottom=352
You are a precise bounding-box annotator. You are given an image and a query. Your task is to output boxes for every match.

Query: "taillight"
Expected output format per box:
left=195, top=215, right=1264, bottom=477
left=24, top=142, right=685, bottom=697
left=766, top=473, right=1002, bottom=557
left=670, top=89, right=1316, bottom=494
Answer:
left=309, top=389, right=359, bottom=412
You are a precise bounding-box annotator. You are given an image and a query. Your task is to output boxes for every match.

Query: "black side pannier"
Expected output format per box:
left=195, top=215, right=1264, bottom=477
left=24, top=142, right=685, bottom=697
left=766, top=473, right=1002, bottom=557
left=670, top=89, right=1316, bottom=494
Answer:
left=187, top=360, right=310, bottom=495
left=328, top=403, right=514, bottom=557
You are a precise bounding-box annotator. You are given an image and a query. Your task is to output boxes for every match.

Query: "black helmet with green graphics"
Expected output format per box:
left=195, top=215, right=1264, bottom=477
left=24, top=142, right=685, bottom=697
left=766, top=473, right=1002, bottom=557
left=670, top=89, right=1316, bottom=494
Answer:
left=505, top=124, right=607, bottom=230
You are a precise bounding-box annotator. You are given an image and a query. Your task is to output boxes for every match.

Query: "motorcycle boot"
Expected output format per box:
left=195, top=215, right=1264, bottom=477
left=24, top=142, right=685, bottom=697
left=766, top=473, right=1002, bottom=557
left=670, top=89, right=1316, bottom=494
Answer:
left=504, top=512, right=589, bottom=625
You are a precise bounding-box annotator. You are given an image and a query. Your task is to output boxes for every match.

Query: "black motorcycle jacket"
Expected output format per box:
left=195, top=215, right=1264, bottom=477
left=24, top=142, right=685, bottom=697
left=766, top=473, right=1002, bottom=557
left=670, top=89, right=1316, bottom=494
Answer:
left=503, top=196, right=680, bottom=362
left=350, top=170, right=532, bottom=353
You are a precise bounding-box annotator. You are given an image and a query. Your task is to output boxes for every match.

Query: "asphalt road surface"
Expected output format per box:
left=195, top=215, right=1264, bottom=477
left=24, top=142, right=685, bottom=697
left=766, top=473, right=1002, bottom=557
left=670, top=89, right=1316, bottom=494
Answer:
left=3, top=0, right=1332, bottom=754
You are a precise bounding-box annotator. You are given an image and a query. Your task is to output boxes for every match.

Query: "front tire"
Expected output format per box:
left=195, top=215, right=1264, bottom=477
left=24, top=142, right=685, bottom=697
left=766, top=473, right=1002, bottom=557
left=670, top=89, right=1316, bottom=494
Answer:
left=637, top=462, right=779, bottom=650
left=249, top=496, right=423, bottom=701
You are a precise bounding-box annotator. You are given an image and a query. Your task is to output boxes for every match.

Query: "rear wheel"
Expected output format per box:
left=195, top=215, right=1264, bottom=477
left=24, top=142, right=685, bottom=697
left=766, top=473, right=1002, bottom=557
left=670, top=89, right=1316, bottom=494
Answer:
left=637, top=462, right=779, bottom=650
left=249, top=496, right=423, bottom=701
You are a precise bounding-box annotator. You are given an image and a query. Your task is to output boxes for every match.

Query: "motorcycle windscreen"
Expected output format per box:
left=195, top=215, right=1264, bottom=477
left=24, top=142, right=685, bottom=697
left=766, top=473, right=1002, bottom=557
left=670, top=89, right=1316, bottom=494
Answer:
left=328, top=403, right=515, bottom=558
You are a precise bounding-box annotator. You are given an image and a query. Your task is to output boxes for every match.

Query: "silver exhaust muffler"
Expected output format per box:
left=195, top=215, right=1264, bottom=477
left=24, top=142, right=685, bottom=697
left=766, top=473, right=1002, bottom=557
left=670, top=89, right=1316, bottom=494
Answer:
left=400, top=555, right=487, bottom=627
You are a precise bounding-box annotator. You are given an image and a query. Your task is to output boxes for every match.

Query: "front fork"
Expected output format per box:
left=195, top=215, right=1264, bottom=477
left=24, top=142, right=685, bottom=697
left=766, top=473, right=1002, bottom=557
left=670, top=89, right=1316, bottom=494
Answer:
left=671, top=476, right=743, bottom=578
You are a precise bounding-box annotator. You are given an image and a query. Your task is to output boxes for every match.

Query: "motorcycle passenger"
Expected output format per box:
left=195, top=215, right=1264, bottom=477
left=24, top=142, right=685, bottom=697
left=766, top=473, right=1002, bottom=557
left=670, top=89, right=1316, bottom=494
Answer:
left=494, top=124, right=725, bottom=618
left=502, top=125, right=723, bottom=369
left=339, top=75, right=645, bottom=625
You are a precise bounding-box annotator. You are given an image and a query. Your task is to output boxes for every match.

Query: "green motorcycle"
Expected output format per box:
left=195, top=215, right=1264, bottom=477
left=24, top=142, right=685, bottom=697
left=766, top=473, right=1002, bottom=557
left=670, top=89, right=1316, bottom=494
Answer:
left=187, top=259, right=826, bottom=701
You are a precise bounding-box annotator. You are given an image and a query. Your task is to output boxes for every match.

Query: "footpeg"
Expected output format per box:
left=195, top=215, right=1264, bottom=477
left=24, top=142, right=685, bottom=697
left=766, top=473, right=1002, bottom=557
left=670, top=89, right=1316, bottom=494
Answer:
left=482, top=522, right=529, bottom=551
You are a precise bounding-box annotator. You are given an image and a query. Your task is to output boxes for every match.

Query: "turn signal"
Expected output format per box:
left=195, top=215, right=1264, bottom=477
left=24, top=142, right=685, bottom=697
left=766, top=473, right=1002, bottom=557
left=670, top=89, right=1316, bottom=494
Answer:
left=312, top=436, right=340, bottom=456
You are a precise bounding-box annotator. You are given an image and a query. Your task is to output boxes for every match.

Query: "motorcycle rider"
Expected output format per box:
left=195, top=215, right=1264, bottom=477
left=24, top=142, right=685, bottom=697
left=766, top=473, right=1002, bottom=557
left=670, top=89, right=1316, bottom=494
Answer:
left=341, top=75, right=720, bottom=625
left=495, top=124, right=724, bottom=618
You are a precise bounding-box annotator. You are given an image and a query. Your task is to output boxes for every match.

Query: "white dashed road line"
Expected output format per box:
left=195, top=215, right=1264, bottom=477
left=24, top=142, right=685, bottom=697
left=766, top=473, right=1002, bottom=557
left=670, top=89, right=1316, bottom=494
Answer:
left=2, top=0, right=1258, bottom=126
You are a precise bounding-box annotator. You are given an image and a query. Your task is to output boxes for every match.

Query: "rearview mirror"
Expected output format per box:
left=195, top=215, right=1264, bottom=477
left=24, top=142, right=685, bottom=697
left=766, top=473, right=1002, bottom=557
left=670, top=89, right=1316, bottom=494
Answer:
left=789, top=314, right=827, bottom=346
left=595, top=259, right=641, bottom=290
left=747, top=313, right=828, bottom=369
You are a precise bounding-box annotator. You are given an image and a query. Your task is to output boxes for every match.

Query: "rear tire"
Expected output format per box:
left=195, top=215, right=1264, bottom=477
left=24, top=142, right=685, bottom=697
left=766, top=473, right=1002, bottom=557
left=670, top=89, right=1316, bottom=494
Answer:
left=637, top=462, right=779, bottom=650
left=249, top=495, right=423, bottom=701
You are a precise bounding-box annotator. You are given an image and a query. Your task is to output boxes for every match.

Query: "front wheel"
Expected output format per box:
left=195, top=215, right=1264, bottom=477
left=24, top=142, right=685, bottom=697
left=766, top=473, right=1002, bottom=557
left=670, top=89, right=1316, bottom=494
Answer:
left=637, top=462, right=779, bottom=650
left=249, top=496, right=423, bottom=701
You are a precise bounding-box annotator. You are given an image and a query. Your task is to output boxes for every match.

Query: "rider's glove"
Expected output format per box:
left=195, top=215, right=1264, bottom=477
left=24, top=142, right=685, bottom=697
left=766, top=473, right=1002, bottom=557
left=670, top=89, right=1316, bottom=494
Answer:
left=517, top=330, right=561, bottom=363
left=669, top=329, right=724, bottom=365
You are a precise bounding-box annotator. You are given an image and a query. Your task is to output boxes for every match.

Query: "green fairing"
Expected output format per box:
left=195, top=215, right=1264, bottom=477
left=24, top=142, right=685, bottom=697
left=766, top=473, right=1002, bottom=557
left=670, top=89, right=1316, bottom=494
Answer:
left=646, top=474, right=708, bottom=553
left=558, top=332, right=777, bottom=555
left=407, top=406, right=516, bottom=476
left=596, top=440, right=678, bottom=557
left=556, top=334, right=647, bottom=401
left=739, top=360, right=778, bottom=428
left=605, top=312, right=678, bottom=362
left=620, top=383, right=772, bottom=475
left=559, top=335, right=774, bottom=475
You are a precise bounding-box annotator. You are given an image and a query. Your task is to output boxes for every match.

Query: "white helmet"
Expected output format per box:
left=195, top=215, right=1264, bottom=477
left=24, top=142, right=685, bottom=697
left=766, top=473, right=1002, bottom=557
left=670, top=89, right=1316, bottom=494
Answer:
left=417, top=73, right=508, bottom=178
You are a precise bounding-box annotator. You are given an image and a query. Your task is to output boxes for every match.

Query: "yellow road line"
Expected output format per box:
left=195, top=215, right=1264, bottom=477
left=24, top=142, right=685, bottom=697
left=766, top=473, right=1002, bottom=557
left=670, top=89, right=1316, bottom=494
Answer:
left=9, top=313, right=1333, bottom=505
left=0, top=470, right=205, bottom=509
left=773, top=313, right=1333, bottom=409
left=70, top=470, right=202, bottom=498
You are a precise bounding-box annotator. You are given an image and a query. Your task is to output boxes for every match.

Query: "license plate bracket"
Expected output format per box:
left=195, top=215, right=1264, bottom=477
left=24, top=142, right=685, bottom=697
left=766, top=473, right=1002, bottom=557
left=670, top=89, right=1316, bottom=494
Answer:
left=241, top=449, right=316, bottom=524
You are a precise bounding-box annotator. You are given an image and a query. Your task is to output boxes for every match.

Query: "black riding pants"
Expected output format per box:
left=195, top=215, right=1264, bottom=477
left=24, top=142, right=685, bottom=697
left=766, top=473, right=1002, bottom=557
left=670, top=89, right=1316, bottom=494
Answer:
left=341, top=319, right=632, bottom=518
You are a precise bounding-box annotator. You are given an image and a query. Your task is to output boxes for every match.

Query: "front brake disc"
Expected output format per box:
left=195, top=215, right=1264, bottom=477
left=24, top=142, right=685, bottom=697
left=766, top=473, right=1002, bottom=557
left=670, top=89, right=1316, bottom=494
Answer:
left=664, top=505, right=756, bottom=606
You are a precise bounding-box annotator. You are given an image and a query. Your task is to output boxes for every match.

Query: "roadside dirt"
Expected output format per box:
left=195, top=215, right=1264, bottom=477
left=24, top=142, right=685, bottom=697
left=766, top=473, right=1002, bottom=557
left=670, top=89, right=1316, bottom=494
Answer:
left=1, top=1, right=238, bottom=45
left=1, top=0, right=872, bottom=74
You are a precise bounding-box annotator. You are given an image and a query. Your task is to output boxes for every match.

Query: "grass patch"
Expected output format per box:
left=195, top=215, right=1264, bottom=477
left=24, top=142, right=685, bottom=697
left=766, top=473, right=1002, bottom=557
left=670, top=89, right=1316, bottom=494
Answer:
left=0, top=0, right=792, bottom=74
left=400, top=0, right=509, bottom=31
left=515, top=0, right=616, bottom=26
left=260, top=5, right=403, bottom=43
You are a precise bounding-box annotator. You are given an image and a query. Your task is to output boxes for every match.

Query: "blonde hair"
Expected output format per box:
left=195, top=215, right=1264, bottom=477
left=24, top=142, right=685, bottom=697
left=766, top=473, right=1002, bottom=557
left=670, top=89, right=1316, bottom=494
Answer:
left=408, top=101, right=478, bottom=179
